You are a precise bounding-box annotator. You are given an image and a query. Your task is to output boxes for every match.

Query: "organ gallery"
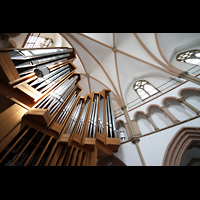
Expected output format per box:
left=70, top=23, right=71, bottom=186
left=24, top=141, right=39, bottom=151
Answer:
left=0, top=47, right=120, bottom=166
left=1, top=33, right=200, bottom=166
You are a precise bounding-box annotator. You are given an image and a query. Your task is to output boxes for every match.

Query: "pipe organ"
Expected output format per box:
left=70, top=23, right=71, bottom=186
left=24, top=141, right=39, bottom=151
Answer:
left=0, top=47, right=120, bottom=166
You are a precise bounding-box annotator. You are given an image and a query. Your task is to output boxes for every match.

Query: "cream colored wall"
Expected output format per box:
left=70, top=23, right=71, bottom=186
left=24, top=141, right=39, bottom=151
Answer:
left=114, top=117, right=200, bottom=166
left=116, top=79, right=199, bottom=123
left=113, top=141, right=143, bottom=166
left=115, top=79, right=200, bottom=166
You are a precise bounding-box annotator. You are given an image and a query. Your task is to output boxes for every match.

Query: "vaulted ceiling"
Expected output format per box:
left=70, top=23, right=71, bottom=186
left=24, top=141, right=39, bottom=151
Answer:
left=9, top=33, right=200, bottom=114
left=59, top=33, right=200, bottom=112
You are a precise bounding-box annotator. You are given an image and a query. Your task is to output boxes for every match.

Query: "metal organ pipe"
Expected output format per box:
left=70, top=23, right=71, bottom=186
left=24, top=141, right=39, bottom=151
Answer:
left=36, top=76, right=78, bottom=116
left=56, top=92, right=77, bottom=125
left=105, top=93, right=117, bottom=138
left=29, top=65, right=69, bottom=87
left=64, top=101, right=82, bottom=135
left=108, top=92, right=117, bottom=138
left=86, top=100, right=95, bottom=138
left=93, top=96, right=99, bottom=138
left=75, top=102, right=89, bottom=136
left=98, top=99, right=104, bottom=135
left=12, top=48, right=73, bottom=77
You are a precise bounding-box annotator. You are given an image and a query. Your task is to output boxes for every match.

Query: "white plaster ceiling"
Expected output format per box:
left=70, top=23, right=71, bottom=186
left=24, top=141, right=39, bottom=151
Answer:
left=60, top=33, right=200, bottom=112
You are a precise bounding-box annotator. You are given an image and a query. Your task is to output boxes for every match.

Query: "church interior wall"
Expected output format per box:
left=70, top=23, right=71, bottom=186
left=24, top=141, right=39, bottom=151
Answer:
left=113, top=141, right=143, bottom=166
left=114, top=117, right=200, bottom=166
left=114, top=79, right=200, bottom=165
left=1, top=33, right=200, bottom=166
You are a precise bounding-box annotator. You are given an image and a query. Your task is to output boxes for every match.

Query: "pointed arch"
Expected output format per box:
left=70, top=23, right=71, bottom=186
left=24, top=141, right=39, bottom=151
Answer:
left=64, top=33, right=123, bottom=107
left=162, top=127, right=200, bottom=166
left=97, top=154, right=126, bottom=166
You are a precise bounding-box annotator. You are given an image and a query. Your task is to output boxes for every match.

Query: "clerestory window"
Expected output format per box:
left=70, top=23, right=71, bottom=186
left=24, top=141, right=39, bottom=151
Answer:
left=133, top=80, right=160, bottom=100
left=176, top=50, right=200, bottom=65
left=23, top=33, right=54, bottom=48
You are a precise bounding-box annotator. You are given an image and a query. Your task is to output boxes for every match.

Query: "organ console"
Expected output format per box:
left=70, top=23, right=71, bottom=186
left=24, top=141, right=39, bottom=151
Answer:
left=0, top=47, right=120, bottom=166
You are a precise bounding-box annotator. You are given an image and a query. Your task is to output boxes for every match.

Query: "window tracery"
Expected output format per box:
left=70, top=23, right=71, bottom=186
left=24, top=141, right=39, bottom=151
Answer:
left=24, top=34, right=54, bottom=48
left=133, top=80, right=160, bottom=100
left=176, top=50, right=200, bottom=65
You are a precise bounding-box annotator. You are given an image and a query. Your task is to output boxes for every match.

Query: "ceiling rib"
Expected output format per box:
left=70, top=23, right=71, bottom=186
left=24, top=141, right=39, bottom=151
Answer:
left=59, top=33, right=92, bottom=94
left=113, top=33, right=115, bottom=47
left=116, top=48, right=177, bottom=76
left=80, top=73, right=119, bottom=100
left=133, top=33, right=182, bottom=76
left=154, top=33, right=183, bottom=75
left=79, top=33, right=113, bottom=50
left=80, top=33, right=174, bottom=75
left=87, top=75, right=91, bottom=94
left=65, top=33, right=123, bottom=107
left=113, top=33, right=125, bottom=106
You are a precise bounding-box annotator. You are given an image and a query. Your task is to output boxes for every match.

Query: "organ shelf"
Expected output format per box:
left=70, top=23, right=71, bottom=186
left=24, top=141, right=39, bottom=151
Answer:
left=0, top=47, right=120, bottom=166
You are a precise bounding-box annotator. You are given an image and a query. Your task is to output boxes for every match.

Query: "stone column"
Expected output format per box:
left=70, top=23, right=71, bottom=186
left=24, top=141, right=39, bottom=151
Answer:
left=178, top=97, right=200, bottom=115
left=132, top=119, right=142, bottom=136
left=121, top=105, right=146, bottom=166
left=145, top=113, right=159, bottom=131
left=135, top=141, right=146, bottom=166
left=121, top=105, right=135, bottom=138
left=179, top=71, right=200, bottom=86
left=160, top=105, right=180, bottom=124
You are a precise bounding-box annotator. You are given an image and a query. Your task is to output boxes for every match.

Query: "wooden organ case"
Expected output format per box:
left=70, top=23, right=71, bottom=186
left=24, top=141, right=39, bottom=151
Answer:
left=0, top=47, right=120, bottom=166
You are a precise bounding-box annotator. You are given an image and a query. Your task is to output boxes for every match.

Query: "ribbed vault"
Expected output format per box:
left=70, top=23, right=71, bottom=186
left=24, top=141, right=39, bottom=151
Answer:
left=59, top=33, right=200, bottom=113
left=9, top=33, right=200, bottom=114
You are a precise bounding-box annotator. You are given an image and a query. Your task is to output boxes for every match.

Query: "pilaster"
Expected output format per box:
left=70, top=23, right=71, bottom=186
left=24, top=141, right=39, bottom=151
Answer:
left=145, top=113, right=159, bottom=131
left=160, top=105, right=180, bottom=124
left=120, top=105, right=146, bottom=166
left=178, top=97, right=200, bottom=115
left=178, top=71, right=200, bottom=85
left=121, top=105, right=136, bottom=138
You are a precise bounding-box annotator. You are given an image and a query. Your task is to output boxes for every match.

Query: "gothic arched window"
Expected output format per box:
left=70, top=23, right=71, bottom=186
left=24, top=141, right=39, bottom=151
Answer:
left=176, top=50, right=200, bottom=65
left=133, top=80, right=160, bottom=100
left=24, top=33, right=54, bottom=48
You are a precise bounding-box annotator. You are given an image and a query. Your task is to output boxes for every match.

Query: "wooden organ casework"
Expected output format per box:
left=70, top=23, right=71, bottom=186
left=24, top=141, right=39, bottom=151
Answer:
left=0, top=47, right=120, bottom=166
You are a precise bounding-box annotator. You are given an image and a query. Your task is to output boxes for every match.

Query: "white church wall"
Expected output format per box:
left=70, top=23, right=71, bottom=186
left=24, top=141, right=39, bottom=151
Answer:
left=181, top=90, right=200, bottom=111
left=164, top=99, right=196, bottom=121
left=131, top=81, right=198, bottom=118
left=116, top=80, right=200, bottom=135
left=139, top=117, right=200, bottom=166
left=126, top=74, right=178, bottom=109
left=113, top=141, right=143, bottom=166
left=136, top=113, right=154, bottom=134
left=149, top=106, right=173, bottom=129
left=10, top=33, right=29, bottom=48
left=114, top=80, right=200, bottom=166
left=114, top=117, right=200, bottom=166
